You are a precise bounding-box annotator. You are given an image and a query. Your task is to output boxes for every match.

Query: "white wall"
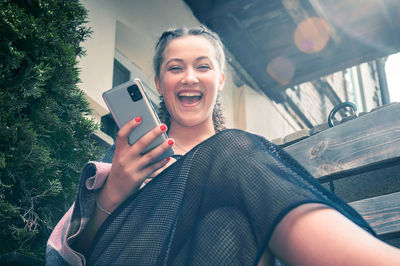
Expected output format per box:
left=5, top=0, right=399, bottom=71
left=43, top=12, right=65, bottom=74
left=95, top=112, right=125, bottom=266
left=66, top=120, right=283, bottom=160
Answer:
left=244, top=86, right=299, bottom=140
left=78, top=0, right=117, bottom=119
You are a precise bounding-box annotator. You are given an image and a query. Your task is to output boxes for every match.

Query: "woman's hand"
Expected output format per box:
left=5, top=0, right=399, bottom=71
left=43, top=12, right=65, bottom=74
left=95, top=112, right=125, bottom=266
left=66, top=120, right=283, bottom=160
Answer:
left=98, top=116, right=174, bottom=213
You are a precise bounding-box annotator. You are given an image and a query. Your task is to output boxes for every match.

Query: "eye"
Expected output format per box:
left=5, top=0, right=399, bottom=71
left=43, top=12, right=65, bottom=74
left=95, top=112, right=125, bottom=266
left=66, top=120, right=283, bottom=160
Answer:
left=168, top=66, right=183, bottom=72
left=197, top=64, right=211, bottom=70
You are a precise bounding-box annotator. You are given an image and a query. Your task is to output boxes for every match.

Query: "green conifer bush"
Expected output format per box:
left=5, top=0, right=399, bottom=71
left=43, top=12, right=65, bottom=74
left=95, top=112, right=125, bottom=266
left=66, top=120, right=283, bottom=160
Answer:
left=0, top=0, right=103, bottom=259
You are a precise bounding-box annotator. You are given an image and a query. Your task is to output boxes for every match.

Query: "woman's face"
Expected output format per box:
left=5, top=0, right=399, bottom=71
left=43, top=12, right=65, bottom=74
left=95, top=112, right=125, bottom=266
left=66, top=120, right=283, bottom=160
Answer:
left=155, top=35, right=225, bottom=129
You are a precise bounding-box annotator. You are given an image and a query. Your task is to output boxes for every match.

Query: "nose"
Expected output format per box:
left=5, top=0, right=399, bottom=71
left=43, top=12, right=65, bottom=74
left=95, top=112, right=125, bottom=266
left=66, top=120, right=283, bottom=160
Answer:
left=181, top=67, right=199, bottom=85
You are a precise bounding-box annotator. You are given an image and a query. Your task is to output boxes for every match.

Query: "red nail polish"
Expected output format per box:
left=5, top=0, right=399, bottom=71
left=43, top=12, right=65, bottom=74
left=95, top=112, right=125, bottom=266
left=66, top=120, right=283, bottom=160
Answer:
left=135, top=116, right=141, bottom=122
left=168, top=139, right=174, bottom=146
left=160, top=124, right=167, bottom=131
left=165, top=157, right=171, bottom=162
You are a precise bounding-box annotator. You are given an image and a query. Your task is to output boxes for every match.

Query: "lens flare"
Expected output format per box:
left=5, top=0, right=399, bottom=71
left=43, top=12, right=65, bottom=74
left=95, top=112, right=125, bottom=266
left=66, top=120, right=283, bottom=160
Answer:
left=294, top=17, right=331, bottom=54
left=266, top=57, right=295, bottom=85
left=314, top=0, right=399, bottom=55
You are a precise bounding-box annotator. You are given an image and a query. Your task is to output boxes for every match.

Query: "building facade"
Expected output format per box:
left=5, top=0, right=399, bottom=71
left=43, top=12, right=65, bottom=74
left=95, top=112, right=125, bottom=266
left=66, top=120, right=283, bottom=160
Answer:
left=78, top=0, right=385, bottom=147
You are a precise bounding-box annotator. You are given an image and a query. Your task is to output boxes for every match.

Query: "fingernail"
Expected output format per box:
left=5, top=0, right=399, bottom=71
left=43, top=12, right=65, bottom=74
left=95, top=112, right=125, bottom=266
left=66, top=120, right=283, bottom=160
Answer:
left=165, top=157, right=171, bottom=162
left=160, top=124, right=167, bottom=131
left=135, top=116, right=142, bottom=122
left=168, top=139, right=174, bottom=146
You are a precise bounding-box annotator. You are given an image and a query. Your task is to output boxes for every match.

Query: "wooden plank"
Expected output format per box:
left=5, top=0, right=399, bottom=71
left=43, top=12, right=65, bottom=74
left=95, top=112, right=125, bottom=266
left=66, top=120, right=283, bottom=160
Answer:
left=349, top=192, right=400, bottom=238
left=284, top=103, right=400, bottom=180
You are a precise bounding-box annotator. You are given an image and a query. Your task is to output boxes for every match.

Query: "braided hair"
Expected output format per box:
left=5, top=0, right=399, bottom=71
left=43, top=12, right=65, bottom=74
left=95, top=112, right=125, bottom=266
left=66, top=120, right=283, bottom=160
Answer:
left=153, top=26, right=226, bottom=132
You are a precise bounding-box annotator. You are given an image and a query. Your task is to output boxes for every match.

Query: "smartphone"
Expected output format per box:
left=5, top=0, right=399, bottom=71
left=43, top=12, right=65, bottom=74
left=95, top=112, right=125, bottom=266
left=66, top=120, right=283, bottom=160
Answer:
left=102, top=78, right=174, bottom=163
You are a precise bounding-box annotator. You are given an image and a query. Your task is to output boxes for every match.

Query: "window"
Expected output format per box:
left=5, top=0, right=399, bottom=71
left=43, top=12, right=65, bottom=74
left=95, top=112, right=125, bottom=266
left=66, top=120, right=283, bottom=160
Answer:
left=113, top=59, right=130, bottom=87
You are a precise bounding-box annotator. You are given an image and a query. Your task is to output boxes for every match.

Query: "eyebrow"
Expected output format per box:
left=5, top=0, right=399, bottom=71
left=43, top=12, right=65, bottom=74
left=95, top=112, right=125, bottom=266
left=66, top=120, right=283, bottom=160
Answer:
left=165, top=56, right=212, bottom=66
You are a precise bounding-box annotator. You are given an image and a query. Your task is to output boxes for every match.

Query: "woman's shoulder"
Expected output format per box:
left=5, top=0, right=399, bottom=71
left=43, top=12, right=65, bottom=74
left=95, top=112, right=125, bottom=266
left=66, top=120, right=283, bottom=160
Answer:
left=209, top=128, right=270, bottom=144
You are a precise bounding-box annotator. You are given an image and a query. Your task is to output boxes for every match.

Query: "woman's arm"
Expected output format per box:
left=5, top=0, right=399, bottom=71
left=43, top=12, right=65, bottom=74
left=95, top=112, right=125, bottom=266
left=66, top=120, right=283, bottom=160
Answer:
left=73, top=117, right=174, bottom=255
left=269, top=203, right=400, bottom=265
left=71, top=199, right=109, bottom=255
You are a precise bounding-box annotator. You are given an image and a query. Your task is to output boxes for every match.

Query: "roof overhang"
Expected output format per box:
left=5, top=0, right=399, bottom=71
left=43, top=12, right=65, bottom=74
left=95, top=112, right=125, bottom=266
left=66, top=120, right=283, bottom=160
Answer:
left=184, top=0, right=400, bottom=102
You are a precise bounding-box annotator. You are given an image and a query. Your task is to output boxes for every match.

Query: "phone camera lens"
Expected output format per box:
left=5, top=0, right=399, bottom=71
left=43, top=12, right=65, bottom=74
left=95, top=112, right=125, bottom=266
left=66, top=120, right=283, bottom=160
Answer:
left=127, top=85, right=143, bottom=102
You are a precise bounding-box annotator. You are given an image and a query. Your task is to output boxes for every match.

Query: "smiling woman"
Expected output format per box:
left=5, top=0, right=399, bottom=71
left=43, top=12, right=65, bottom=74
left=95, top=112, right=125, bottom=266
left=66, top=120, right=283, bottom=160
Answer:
left=154, top=35, right=225, bottom=142
left=46, top=26, right=400, bottom=266
left=155, top=27, right=227, bottom=140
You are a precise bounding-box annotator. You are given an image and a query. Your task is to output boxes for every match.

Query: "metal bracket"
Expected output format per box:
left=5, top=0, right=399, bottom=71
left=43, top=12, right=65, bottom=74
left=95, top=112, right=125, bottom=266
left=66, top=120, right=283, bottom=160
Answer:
left=328, top=102, right=358, bottom=127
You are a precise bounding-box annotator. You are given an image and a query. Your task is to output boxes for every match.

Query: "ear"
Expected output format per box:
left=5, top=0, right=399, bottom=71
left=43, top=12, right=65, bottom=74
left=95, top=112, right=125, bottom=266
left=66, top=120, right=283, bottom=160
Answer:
left=155, top=76, right=163, bottom=95
left=217, top=72, right=225, bottom=92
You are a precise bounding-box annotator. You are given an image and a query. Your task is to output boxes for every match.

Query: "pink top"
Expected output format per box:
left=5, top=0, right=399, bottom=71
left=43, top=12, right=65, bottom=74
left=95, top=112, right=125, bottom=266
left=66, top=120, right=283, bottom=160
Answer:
left=46, top=162, right=111, bottom=266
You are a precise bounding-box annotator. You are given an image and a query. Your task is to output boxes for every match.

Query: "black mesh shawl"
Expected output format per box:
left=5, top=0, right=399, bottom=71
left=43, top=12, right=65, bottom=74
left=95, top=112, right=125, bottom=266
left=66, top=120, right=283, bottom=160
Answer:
left=82, top=129, right=374, bottom=265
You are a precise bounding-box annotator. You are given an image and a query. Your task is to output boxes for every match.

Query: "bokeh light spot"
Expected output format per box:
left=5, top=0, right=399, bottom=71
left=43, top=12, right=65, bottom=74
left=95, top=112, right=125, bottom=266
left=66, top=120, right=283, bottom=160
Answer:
left=266, top=57, right=295, bottom=85
left=294, top=17, right=331, bottom=54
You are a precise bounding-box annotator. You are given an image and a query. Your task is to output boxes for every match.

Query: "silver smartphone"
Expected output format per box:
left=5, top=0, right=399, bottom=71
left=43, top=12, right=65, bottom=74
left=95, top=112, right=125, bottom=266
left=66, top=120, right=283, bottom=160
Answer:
left=102, top=78, right=174, bottom=162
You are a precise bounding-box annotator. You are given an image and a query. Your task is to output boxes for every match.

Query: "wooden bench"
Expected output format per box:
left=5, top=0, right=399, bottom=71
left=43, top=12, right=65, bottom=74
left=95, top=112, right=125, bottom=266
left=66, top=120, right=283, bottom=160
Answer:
left=282, top=102, right=400, bottom=246
left=349, top=191, right=400, bottom=240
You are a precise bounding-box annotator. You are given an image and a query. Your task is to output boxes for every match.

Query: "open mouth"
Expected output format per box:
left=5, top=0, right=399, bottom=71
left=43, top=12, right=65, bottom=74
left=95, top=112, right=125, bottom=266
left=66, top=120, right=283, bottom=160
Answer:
left=177, top=91, right=203, bottom=105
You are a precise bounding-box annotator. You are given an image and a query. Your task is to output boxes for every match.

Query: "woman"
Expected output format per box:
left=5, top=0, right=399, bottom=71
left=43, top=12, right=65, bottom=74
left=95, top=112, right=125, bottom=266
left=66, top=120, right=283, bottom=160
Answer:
left=47, top=27, right=400, bottom=265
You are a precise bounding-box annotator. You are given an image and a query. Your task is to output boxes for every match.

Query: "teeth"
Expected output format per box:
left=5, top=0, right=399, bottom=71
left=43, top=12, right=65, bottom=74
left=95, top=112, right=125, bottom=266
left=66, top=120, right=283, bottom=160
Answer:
left=178, top=92, right=202, bottom=97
